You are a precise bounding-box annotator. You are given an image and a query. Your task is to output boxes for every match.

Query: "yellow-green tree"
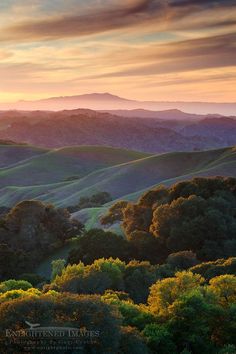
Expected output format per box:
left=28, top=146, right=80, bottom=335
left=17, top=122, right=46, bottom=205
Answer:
left=148, top=271, right=204, bottom=317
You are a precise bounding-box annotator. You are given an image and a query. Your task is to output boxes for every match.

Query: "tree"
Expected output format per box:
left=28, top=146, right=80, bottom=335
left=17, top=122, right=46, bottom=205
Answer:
left=166, top=251, right=198, bottom=270
left=100, top=200, right=129, bottom=225
left=92, top=258, right=125, bottom=289
left=0, top=288, right=41, bottom=304
left=90, top=192, right=112, bottom=205
left=119, top=326, right=149, bottom=354
left=100, top=177, right=236, bottom=262
left=142, top=324, right=177, bottom=354
left=0, top=200, right=84, bottom=279
left=4, top=201, right=83, bottom=251
left=51, top=258, right=126, bottom=295
left=138, top=185, right=169, bottom=208
left=0, top=279, right=32, bottom=293
left=209, top=275, right=236, bottom=306
left=18, top=273, right=46, bottom=287
left=0, top=293, right=121, bottom=353
left=68, top=229, right=131, bottom=265
left=148, top=271, right=204, bottom=317
left=122, top=203, right=153, bottom=237
left=128, top=231, right=168, bottom=264
left=102, top=290, right=155, bottom=331
left=124, top=261, right=159, bottom=303
left=0, top=244, right=29, bottom=281
left=67, top=192, right=112, bottom=213
left=190, top=257, right=236, bottom=280
left=166, top=290, right=223, bottom=354
left=151, top=188, right=236, bottom=260
left=51, top=259, right=66, bottom=281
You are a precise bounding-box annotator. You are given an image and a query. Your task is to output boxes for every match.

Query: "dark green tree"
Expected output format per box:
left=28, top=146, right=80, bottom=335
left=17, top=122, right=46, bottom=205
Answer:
left=68, top=228, right=131, bottom=265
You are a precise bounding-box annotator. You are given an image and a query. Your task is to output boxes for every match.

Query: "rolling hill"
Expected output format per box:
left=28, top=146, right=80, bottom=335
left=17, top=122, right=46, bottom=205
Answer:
left=0, top=145, right=149, bottom=187
left=0, top=143, right=235, bottom=214
left=0, top=142, right=47, bottom=168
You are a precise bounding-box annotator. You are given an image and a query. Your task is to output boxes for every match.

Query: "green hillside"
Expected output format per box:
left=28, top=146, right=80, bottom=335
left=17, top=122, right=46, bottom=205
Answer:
left=0, top=145, right=235, bottom=225
left=0, top=143, right=48, bottom=168
left=0, top=145, right=150, bottom=187
left=70, top=147, right=236, bottom=229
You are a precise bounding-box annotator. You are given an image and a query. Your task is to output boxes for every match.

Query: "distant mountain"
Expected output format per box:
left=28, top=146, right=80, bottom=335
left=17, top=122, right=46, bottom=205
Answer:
left=0, top=93, right=130, bottom=111
left=0, top=108, right=233, bottom=153
left=0, top=139, right=25, bottom=146
left=101, top=109, right=204, bottom=121
left=1, top=93, right=236, bottom=115
left=0, top=108, right=235, bottom=153
left=181, top=117, right=236, bottom=146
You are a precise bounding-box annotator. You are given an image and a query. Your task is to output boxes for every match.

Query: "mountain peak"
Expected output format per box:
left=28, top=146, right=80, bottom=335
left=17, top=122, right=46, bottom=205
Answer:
left=1, top=93, right=236, bottom=115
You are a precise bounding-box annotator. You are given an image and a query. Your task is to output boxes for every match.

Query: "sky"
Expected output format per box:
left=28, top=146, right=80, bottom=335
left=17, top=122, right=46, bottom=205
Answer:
left=0, top=0, right=236, bottom=103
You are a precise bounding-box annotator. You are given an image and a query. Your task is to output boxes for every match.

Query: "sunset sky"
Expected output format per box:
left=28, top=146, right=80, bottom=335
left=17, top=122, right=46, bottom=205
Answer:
left=0, top=0, right=236, bottom=103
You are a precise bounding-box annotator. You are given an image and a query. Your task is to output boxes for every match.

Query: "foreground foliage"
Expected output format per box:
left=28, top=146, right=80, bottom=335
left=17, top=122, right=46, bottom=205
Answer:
left=0, top=177, right=236, bottom=353
left=102, top=177, right=236, bottom=262
left=0, top=200, right=83, bottom=281
left=0, top=270, right=235, bottom=353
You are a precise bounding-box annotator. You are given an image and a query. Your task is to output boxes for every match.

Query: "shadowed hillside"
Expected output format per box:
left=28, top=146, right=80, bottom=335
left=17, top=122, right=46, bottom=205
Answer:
left=0, top=142, right=47, bottom=168
left=0, top=144, right=235, bottom=213
left=71, top=147, right=236, bottom=229
left=0, top=145, right=149, bottom=187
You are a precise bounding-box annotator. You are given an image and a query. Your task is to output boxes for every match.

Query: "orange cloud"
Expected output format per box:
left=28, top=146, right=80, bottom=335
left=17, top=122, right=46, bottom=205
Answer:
left=1, top=0, right=236, bottom=43
left=0, top=0, right=235, bottom=103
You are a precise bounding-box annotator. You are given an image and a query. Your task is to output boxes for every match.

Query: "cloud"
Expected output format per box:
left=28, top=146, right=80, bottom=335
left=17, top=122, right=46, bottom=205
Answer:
left=169, top=0, right=236, bottom=18
left=0, top=1, right=164, bottom=42
left=88, top=32, right=236, bottom=78
left=1, top=0, right=236, bottom=103
left=1, top=0, right=236, bottom=43
left=171, top=0, right=234, bottom=7
left=0, top=50, right=13, bottom=59
left=136, top=72, right=236, bottom=88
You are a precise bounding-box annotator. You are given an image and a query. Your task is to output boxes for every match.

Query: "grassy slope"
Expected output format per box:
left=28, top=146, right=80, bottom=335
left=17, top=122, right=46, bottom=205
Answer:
left=0, top=144, right=48, bottom=168
left=32, top=147, right=236, bottom=205
left=71, top=147, right=236, bottom=230
left=0, top=145, right=235, bottom=210
left=0, top=145, right=150, bottom=187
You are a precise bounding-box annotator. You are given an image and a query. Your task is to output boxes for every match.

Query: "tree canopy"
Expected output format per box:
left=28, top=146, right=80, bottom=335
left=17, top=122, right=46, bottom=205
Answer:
left=101, top=177, right=236, bottom=262
left=0, top=200, right=84, bottom=281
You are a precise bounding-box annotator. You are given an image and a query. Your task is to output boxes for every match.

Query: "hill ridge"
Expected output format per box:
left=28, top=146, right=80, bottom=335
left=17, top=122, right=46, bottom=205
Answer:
left=0, top=145, right=235, bottom=209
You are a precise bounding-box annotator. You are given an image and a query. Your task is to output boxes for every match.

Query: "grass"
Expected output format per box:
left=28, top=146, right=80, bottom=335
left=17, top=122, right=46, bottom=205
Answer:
left=0, top=145, right=235, bottom=208
left=0, top=144, right=48, bottom=168
left=0, top=145, right=151, bottom=188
